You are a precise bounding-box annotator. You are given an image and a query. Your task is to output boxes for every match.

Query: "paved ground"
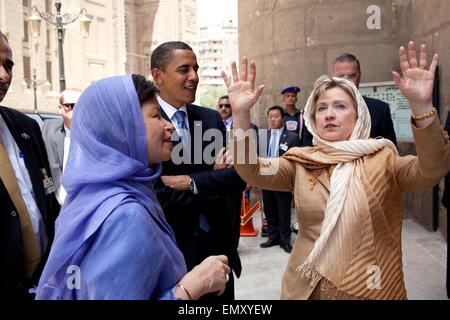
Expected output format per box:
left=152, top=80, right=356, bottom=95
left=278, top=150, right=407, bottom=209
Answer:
left=234, top=212, right=448, bottom=300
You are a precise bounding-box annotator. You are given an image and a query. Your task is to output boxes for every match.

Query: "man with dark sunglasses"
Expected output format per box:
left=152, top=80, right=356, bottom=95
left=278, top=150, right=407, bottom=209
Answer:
left=42, top=88, right=81, bottom=205
left=217, top=95, right=233, bottom=129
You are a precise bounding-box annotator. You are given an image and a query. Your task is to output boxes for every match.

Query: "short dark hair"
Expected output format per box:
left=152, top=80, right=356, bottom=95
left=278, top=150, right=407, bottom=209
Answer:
left=267, top=105, right=285, bottom=117
left=150, top=41, right=193, bottom=71
left=219, top=95, right=229, bottom=100
left=334, top=53, right=361, bottom=73
left=132, top=74, right=159, bottom=106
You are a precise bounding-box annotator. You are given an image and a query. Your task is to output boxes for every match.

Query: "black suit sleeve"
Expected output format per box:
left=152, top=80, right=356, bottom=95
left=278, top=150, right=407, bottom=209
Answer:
left=153, top=180, right=201, bottom=209
left=191, top=167, right=246, bottom=197
left=153, top=170, right=245, bottom=209
left=188, top=113, right=246, bottom=196
left=301, top=127, right=314, bottom=147
left=251, top=124, right=260, bottom=155
left=155, top=109, right=246, bottom=207
left=380, top=103, right=397, bottom=146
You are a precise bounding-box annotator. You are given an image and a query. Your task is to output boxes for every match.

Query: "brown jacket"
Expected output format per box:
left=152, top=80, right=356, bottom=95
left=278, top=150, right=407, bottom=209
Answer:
left=234, top=117, right=450, bottom=299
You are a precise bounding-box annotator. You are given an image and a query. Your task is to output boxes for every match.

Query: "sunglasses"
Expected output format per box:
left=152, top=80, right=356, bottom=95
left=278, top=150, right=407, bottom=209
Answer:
left=62, top=103, right=75, bottom=110
left=218, top=104, right=231, bottom=109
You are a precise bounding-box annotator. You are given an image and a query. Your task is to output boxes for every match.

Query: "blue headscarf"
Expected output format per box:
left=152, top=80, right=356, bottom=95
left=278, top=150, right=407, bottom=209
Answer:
left=35, top=75, right=176, bottom=298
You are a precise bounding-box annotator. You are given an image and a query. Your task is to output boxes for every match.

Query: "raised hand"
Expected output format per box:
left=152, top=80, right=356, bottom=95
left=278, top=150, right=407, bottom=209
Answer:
left=221, top=57, right=264, bottom=115
left=392, top=41, right=438, bottom=114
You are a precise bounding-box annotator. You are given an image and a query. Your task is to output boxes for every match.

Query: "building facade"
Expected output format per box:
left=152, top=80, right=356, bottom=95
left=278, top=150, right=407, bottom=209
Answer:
left=0, top=0, right=126, bottom=113
left=0, top=0, right=197, bottom=113
left=197, top=20, right=238, bottom=106
left=125, top=0, right=197, bottom=75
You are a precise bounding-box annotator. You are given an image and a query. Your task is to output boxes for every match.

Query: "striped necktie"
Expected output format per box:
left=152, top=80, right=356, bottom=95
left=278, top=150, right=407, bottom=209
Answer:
left=173, top=110, right=191, bottom=159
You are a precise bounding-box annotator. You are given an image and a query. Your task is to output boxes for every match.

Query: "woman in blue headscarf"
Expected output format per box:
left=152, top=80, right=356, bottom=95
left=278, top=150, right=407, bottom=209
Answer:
left=35, top=74, right=230, bottom=300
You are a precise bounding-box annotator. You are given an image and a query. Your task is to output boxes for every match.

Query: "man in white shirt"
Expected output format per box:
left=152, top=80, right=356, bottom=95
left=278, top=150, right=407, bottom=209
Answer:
left=42, top=89, right=81, bottom=205
left=260, top=106, right=301, bottom=254
left=150, top=41, right=247, bottom=301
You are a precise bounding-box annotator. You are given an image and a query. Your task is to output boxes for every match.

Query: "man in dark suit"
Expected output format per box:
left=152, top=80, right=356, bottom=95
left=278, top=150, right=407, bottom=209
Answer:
left=333, top=53, right=397, bottom=145
left=0, top=31, right=58, bottom=299
left=150, top=41, right=246, bottom=300
left=217, top=94, right=259, bottom=249
left=260, top=106, right=301, bottom=254
left=42, top=88, right=81, bottom=205
left=302, top=53, right=398, bottom=146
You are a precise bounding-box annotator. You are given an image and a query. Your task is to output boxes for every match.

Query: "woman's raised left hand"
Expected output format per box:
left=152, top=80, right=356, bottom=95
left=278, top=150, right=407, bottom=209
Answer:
left=393, top=41, right=438, bottom=114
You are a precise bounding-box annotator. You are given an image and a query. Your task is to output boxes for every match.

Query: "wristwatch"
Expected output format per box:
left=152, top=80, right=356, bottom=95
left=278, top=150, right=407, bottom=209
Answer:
left=188, top=177, right=195, bottom=192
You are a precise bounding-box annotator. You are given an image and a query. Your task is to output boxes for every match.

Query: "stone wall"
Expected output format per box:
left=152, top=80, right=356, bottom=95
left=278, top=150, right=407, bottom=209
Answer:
left=239, top=0, right=450, bottom=238
left=125, top=0, right=197, bottom=76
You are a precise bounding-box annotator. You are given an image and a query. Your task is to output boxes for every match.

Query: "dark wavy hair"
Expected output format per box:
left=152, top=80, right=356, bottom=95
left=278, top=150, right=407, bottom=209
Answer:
left=131, top=74, right=159, bottom=106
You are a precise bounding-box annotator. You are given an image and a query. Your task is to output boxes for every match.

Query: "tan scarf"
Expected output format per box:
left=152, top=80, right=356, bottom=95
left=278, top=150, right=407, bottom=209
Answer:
left=0, top=141, right=42, bottom=279
left=284, top=76, right=398, bottom=295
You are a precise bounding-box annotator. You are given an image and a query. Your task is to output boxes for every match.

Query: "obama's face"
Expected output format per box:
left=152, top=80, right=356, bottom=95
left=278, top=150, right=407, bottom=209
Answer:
left=0, top=37, right=13, bottom=103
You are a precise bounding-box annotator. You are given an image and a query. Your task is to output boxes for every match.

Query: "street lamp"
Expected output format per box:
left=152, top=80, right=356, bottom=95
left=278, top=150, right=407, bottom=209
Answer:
left=26, top=69, right=50, bottom=114
left=28, top=0, right=91, bottom=92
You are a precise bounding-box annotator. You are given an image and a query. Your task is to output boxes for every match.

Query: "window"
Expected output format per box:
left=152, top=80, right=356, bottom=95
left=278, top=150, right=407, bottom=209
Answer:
left=23, top=56, right=31, bottom=88
left=46, top=30, right=51, bottom=49
left=23, top=20, right=29, bottom=42
left=46, top=61, right=52, bottom=85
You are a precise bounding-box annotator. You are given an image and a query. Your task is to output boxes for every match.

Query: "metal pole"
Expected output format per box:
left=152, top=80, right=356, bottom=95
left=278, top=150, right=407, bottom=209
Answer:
left=32, top=69, right=37, bottom=114
left=55, top=0, right=66, bottom=92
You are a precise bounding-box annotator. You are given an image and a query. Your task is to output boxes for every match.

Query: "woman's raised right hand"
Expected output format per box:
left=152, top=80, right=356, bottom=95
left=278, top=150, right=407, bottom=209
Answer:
left=222, top=57, right=264, bottom=115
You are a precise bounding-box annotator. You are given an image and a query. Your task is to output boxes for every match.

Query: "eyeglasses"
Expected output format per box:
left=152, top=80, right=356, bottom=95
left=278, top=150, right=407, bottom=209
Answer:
left=62, top=103, right=75, bottom=110
left=218, top=104, right=231, bottom=109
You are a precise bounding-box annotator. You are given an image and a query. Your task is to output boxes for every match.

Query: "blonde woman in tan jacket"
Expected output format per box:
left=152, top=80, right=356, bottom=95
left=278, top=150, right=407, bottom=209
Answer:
left=222, top=41, right=450, bottom=300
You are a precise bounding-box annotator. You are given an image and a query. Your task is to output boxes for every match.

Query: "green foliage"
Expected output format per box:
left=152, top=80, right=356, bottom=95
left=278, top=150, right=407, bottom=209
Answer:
left=198, top=85, right=227, bottom=109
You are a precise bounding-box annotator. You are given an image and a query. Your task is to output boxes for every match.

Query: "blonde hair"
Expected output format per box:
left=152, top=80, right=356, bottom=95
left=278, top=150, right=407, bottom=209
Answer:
left=304, top=75, right=371, bottom=143
left=309, top=75, right=357, bottom=118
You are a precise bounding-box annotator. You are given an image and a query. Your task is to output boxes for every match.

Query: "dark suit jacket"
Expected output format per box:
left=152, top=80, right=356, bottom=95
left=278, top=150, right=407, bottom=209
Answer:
left=364, top=96, right=397, bottom=145
left=41, top=119, right=65, bottom=189
left=0, top=106, right=59, bottom=299
left=268, top=127, right=302, bottom=157
left=155, top=104, right=246, bottom=277
left=302, top=96, right=398, bottom=146
left=225, top=122, right=259, bottom=249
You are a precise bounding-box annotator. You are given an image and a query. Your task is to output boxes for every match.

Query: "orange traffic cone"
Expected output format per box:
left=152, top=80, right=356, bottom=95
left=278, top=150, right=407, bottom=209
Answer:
left=240, top=190, right=259, bottom=237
